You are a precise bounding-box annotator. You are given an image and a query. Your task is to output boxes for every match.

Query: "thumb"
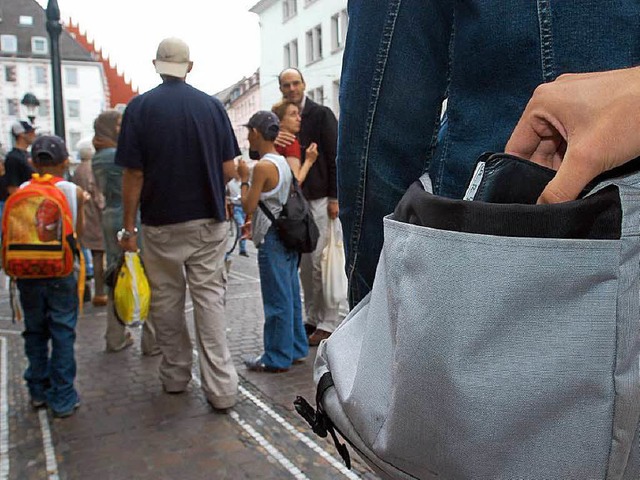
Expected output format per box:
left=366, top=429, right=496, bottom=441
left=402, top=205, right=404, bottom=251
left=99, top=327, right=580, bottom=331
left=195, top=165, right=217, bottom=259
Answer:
left=537, top=146, right=600, bottom=204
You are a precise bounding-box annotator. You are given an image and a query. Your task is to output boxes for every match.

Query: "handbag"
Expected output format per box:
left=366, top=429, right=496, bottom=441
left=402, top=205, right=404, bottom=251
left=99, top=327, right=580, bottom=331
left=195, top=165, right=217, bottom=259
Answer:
left=297, top=153, right=640, bottom=479
left=321, top=219, right=348, bottom=309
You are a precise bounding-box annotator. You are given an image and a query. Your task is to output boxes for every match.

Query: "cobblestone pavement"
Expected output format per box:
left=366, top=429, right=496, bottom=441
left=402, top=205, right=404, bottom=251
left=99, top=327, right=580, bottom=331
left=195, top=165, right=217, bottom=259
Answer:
left=0, top=242, right=378, bottom=479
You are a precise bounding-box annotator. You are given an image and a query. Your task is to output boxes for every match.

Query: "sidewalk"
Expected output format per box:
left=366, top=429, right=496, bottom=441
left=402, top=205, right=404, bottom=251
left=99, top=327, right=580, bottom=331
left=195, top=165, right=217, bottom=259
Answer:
left=0, top=246, right=378, bottom=480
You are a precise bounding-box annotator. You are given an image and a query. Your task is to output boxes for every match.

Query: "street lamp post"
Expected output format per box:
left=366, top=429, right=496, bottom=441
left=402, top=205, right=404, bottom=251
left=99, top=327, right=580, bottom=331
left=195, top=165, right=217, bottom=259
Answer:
left=21, top=93, right=40, bottom=125
left=45, top=0, right=65, bottom=141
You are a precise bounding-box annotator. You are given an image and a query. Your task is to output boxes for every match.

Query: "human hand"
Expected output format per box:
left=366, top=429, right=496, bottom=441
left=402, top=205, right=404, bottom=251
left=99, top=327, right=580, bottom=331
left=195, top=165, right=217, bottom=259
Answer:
left=505, top=67, right=640, bottom=204
left=83, top=191, right=91, bottom=202
left=119, top=235, right=138, bottom=253
left=328, top=200, right=339, bottom=220
left=305, top=142, right=318, bottom=164
left=274, top=131, right=296, bottom=148
left=237, top=160, right=250, bottom=183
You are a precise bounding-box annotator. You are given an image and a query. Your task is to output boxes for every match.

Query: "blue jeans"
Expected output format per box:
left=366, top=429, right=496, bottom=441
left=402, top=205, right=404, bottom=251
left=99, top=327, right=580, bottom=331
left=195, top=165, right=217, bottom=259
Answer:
left=257, top=228, right=308, bottom=369
left=337, top=0, right=640, bottom=307
left=18, top=275, right=79, bottom=413
left=233, top=205, right=247, bottom=254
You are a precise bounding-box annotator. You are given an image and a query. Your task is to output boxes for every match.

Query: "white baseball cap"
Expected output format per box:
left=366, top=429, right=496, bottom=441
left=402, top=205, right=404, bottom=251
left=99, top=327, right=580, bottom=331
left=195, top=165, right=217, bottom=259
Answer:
left=154, top=37, right=191, bottom=78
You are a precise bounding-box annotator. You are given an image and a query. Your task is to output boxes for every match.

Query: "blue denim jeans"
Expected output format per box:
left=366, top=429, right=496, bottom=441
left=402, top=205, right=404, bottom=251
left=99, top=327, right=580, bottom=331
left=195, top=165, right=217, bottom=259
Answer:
left=257, top=228, right=308, bottom=369
left=337, top=0, right=640, bottom=307
left=233, top=205, right=247, bottom=254
left=18, top=275, right=79, bottom=413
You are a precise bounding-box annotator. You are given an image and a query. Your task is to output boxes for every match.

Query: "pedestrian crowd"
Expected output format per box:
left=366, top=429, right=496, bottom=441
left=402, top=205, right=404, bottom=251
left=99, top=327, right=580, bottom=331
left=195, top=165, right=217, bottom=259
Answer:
left=1, top=22, right=639, bottom=431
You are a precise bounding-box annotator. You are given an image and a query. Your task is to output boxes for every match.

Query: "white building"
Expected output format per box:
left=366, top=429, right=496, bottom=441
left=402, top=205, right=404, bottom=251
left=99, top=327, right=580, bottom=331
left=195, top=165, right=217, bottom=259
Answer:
left=215, top=70, right=260, bottom=157
left=250, top=0, right=347, bottom=116
left=0, top=0, right=108, bottom=155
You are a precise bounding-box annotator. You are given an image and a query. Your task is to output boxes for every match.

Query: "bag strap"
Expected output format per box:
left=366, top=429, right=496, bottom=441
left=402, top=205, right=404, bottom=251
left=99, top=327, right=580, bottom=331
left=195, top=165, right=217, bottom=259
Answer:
left=293, top=373, right=352, bottom=469
left=258, top=201, right=277, bottom=224
left=257, top=165, right=300, bottom=223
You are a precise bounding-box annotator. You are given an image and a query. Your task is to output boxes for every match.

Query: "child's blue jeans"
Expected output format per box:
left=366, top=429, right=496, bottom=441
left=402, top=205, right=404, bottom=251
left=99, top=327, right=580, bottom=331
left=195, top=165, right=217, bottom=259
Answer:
left=17, top=275, right=80, bottom=413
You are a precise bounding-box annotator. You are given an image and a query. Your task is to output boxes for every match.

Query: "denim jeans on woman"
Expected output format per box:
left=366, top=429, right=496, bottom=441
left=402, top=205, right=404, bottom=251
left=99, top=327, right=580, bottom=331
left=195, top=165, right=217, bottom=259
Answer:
left=257, top=227, right=308, bottom=370
left=18, top=275, right=80, bottom=413
left=337, top=0, right=640, bottom=307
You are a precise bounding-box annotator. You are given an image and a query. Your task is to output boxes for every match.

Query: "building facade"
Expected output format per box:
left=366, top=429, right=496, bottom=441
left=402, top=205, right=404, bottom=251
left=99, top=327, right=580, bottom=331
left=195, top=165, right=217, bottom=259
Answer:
left=0, top=0, right=135, bottom=156
left=215, top=70, right=260, bottom=157
left=250, top=0, right=347, bottom=117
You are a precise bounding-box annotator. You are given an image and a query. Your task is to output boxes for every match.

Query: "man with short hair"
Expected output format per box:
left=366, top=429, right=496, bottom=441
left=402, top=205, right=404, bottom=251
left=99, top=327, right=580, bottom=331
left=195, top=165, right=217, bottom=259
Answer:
left=278, top=68, right=344, bottom=346
left=117, top=37, right=239, bottom=411
left=5, top=121, right=36, bottom=195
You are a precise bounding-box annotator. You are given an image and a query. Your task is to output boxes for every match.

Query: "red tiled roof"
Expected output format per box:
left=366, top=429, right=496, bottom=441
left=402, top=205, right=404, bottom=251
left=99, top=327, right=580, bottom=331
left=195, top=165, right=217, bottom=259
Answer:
left=64, top=20, right=138, bottom=108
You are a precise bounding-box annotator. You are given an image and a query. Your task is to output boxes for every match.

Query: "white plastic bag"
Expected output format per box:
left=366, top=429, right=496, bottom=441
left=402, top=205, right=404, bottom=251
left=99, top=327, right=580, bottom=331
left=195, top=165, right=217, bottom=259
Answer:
left=321, top=219, right=348, bottom=309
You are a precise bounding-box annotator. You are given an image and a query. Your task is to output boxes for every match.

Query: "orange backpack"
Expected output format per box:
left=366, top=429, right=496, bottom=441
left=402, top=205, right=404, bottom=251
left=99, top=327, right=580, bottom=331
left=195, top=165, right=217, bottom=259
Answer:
left=2, top=174, right=78, bottom=278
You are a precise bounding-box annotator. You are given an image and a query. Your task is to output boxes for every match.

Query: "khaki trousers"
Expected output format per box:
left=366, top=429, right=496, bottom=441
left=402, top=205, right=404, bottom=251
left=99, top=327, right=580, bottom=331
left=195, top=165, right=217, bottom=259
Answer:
left=141, top=218, right=238, bottom=409
left=299, top=197, right=348, bottom=333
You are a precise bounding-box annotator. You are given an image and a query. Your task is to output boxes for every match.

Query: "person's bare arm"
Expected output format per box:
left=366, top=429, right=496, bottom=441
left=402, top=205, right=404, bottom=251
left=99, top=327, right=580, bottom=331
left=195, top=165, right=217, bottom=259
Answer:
left=120, top=168, right=143, bottom=252
left=286, top=156, right=302, bottom=181
left=298, top=142, right=318, bottom=184
left=505, top=66, right=640, bottom=204
left=238, top=160, right=274, bottom=215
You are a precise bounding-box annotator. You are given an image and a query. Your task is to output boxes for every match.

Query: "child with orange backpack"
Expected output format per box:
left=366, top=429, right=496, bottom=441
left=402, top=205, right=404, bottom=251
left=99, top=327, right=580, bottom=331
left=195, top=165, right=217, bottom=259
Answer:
left=2, top=135, right=85, bottom=418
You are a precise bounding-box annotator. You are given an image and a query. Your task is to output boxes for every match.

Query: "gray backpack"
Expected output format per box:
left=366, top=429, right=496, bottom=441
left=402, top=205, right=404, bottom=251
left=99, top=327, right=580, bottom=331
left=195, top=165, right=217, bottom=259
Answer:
left=296, top=154, right=640, bottom=479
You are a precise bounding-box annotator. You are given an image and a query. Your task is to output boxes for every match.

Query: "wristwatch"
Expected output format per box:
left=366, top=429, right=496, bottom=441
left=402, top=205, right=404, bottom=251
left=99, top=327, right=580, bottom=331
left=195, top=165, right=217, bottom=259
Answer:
left=117, top=227, right=138, bottom=241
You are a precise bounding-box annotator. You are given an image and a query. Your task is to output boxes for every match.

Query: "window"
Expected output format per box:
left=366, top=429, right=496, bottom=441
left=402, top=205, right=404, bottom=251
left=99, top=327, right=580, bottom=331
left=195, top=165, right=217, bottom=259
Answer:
left=308, top=86, right=324, bottom=105
left=35, top=66, right=47, bottom=84
left=283, top=39, right=298, bottom=68
left=282, top=0, right=297, bottom=21
left=331, top=10, right=348, bottom=51
left=4, top=66, right=16, bottom=82
left=1, top=35, right=17, bottom=53
left=65, top=67, right=78, bottom=86
left=38, top=99, right=50, bottom=117
left=6, top=99, right=19, bottom=116
left=333, top=79, right=340, bottom=117
left=19, top=15, right=33, bottom=25
left=69, top=131, right=81, bottom=151
left=31, top=37, right=48, bottom=55
left=305, top=25, right=322, bottom=64
left=67, top=100, right=80, bottom=118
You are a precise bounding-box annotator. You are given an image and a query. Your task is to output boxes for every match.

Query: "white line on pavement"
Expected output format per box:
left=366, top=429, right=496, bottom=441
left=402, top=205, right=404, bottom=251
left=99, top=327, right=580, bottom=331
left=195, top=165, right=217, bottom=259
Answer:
left=0, top=330, right=19, bottom=336
left=37, top=410, right=59, bottom=480
left=190, top=348, right=357, bottom=479
left=229, top=411, right=310, bottom=480
left=238, top=386, right=360, bottom=480
left=0, top=337, right=8, bottom=480
left=229, top=270, right=260, bottom=282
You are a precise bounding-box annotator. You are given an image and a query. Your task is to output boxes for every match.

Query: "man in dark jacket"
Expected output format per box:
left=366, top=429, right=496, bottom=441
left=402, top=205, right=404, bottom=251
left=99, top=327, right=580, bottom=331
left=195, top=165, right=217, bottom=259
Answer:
left=5, top=121, right=36, bottom=195
left=278, top=68, right=347, bottom=346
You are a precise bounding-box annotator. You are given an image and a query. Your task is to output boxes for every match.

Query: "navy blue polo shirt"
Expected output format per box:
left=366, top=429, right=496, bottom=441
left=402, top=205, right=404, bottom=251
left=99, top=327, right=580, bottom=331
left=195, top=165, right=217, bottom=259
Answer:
left=115, top=78, right=240, bottom=226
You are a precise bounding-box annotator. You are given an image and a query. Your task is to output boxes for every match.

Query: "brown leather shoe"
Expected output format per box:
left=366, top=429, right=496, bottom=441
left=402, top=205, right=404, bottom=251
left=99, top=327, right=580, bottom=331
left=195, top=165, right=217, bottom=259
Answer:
left=308, top=329, right=331, bottom=347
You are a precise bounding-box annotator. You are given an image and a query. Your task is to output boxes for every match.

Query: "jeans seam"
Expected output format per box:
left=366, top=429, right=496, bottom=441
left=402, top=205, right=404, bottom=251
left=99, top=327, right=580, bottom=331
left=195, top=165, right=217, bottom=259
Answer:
left=432, top=3, right=457, bottom=195
left=537, top=0, right=556, bottom=82
left=346, top=0, right=403, bottom=295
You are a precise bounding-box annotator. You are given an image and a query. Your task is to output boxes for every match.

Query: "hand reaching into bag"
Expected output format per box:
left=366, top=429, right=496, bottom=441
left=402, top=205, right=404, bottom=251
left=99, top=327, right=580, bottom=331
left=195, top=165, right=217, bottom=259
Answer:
left=505, top=66, right=640, bottom=204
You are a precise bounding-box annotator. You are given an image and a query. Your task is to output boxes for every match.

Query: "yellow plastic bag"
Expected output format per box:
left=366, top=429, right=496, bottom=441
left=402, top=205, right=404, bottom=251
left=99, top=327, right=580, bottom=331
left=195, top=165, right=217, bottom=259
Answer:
left=113, top=252, right=150, bottom=326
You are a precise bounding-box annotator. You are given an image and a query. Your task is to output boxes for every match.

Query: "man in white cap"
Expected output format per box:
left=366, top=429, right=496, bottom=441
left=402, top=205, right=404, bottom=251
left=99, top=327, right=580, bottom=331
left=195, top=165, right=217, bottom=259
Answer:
left=116, top=37, right=240, bottom=411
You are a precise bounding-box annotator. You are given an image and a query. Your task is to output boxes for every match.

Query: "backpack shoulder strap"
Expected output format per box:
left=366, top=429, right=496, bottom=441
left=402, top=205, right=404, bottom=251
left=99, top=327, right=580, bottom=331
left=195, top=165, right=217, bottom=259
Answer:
left=258, top=201, right=278, bottom=223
